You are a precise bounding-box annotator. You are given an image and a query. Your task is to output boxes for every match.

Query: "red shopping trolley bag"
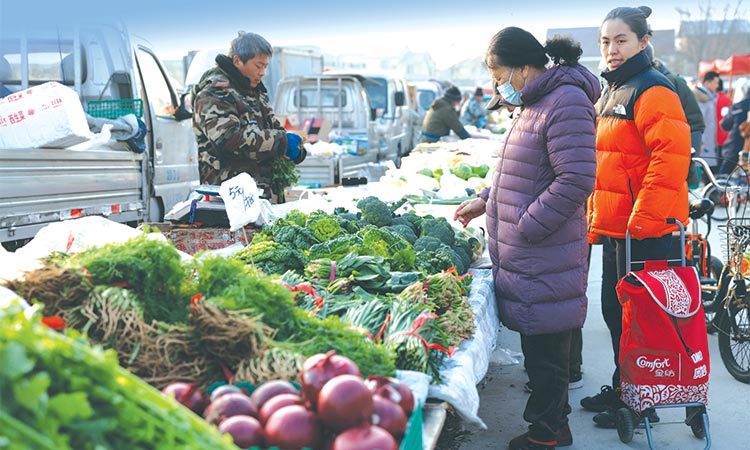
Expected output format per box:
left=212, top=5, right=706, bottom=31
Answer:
left=616, top=259, right=710, bottom=412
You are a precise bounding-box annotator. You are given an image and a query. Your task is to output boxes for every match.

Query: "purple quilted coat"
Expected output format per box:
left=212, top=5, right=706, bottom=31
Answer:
left=478, top=63, right=600, bottom=336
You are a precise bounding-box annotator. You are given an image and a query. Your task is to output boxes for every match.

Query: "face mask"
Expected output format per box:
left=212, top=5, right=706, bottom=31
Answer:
left=497, top=67, right=523, bottom=106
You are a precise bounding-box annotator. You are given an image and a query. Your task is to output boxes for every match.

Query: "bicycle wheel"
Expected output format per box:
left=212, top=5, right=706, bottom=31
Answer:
left=717, top=294, right=750, bottom=383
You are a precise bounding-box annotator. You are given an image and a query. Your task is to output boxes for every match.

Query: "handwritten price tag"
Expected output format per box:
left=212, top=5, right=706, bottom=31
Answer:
left=219, top=173, right=262, bottom=231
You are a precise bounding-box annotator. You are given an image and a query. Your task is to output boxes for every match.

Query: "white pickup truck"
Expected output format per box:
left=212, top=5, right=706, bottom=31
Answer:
left=274, top=72, right=418, bottom=184
left=0, top=23, right=198, bottom=248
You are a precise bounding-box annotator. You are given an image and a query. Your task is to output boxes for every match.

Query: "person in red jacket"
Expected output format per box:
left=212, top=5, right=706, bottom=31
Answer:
left=716, top=78, right=732, bottom=159
left=583, top=5, right=691, bottom=429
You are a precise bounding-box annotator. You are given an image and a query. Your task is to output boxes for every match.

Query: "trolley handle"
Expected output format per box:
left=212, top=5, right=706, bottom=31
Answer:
left=625, top=219, right=686, bottom=271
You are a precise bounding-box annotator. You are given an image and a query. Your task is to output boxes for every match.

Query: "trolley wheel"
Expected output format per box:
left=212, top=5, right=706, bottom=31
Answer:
left=687, top=406, right=708, bottom=439
left=616, top=407, right=635, bottom=443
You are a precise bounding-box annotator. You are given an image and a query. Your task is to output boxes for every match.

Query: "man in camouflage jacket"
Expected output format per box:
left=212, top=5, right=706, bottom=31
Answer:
left=192, top=32, right=306, bottom=198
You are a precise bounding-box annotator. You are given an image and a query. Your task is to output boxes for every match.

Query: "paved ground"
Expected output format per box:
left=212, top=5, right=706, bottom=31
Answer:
left=445, top=223, right=750, bottom=450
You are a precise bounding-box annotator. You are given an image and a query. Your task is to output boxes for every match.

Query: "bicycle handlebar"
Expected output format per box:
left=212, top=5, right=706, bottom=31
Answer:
left=692, top=156, right=750, bottom=193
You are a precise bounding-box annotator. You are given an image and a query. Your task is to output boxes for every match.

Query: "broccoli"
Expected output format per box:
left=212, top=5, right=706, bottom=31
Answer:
left=393, top=212, right=422, bottom=233
left=451, top=244, right=472, bottom=271
left=419, top=217, right=455, bottom=246
left=271, top=223, right=320, bottom=251
left=356, top=196, right=393, bottom=227
left=415, top=248, right=455, bottom=275
left=444, top=247, right=468, bottom=274
left=386, top=225, right=418, bottom=245
left=414, top=236, right=444, bottom=252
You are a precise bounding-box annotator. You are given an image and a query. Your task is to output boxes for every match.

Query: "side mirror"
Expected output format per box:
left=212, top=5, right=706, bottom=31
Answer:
left=394, top=91, right=405, bottom=107
left=173, top=92, right=192, bottom=121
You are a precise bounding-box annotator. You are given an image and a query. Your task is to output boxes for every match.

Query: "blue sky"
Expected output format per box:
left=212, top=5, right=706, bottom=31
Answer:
left=0, top=0, right=729, bottom=68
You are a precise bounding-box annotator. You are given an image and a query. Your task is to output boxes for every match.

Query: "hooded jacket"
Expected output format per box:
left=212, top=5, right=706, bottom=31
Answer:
left=191, top=55, right=305, bottom=190
left=420, top=97, right=471, bottom=143
left=588, top=51, right=690, bottom=242
left=477, top=63, right=600, bottom=336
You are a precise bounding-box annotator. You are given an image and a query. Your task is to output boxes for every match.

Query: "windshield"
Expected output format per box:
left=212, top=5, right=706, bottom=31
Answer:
left=363, top=76, right=387, bottom=111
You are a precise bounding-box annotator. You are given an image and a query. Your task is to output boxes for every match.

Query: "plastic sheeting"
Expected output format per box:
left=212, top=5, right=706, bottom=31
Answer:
left=428, top=268, right=499, bottom=429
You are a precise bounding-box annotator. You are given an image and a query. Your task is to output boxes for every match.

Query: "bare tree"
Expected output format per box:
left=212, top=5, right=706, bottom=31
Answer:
left=674, top=0, right=750, bottom=75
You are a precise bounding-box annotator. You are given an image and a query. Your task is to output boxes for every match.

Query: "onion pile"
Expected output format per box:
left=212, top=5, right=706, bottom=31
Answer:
left=160, top=351, right=416, bottom=449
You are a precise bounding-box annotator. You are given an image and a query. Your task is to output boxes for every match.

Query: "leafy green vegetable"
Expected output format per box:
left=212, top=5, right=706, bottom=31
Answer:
left=64, top=234, right=188, bottom=323
left=235, top=241, right=308, bottom=275
left=306, top=215, right=343, bottom=242
left=0, top=302, right=236, bottom=450
left=271, top=155, right=301, bottom=196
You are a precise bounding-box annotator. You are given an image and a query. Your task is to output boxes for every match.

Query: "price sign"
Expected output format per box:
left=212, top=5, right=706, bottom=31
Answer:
left=219, top=173, right=262, bottom=231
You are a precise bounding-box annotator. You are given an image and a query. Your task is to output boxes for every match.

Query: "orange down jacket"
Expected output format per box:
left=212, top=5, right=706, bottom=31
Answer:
left=588, top=51, right=690, bottom=242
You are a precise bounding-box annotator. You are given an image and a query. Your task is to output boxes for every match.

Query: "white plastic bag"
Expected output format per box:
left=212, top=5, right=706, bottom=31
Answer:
left=219, top=173, right=262, bottom=232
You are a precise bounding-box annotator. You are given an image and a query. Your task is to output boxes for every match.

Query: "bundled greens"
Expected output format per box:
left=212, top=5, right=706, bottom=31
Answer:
left=61, top=234, right=187, bottom=323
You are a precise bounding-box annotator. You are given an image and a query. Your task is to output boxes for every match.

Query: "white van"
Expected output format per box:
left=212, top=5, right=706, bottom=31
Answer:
left=275, top=72, right=417, bottom=163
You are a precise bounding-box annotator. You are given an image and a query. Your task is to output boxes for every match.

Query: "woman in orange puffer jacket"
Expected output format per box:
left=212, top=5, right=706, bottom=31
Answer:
left=581, top=5, right=691, bottom=429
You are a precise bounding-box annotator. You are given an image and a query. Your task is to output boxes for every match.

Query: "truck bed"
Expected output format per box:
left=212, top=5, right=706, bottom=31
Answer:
left=0, top=147, right=146, bottom=243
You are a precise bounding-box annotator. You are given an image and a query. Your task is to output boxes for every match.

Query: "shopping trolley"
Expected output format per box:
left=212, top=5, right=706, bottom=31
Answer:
left=614, top=219, right=711, bottom=449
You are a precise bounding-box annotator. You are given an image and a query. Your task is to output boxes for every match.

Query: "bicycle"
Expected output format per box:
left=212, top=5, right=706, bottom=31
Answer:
left=695, top=156, right=750, bottom=383
left=701, top=151, right=750, bottom=222
left=685, top=193, right=724, bottom=329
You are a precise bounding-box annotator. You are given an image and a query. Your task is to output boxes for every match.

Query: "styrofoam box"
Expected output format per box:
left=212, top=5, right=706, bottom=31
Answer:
left=0, top=81, right=93, bottom=149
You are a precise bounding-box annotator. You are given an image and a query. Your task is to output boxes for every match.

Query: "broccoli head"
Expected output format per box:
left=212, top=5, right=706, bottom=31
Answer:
left=392, top=212, right=422, bottom=232
left=414, top=236, right=444, bottom=252
left=386, top=225, right=418, bottom=245
left=419, top=217, right=455, bottom=246
left=415, top=248, right=455, bottom=275
left=356, top=196, right=393, bottom=227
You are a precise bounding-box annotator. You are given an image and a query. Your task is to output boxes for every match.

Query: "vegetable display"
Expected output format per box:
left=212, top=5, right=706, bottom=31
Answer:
left=0, top=301, right=236, bottom=450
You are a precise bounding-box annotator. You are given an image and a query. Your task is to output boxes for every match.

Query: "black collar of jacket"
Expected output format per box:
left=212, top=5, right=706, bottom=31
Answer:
left=601, top=51, right=651, bottom=89
left=215, top=54, right=267, bottom=95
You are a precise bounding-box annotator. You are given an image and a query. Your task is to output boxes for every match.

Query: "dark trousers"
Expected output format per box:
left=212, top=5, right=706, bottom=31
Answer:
left=521, top=330, right=572, bottom=442
left=600, top=234, right=672, bottom=387
left=569, top=244, right=593, bottom=374
left=569, top=328, right=582, bottom=374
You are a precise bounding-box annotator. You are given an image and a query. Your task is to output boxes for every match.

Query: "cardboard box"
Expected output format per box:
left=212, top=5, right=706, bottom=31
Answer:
left=300, top=117, right=332, bottom=143
left=0, top=81, right=93, bottom=149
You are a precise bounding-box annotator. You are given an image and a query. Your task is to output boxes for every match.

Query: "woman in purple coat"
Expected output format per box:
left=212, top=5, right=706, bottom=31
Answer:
left=455, top=27, right=600, bottom=450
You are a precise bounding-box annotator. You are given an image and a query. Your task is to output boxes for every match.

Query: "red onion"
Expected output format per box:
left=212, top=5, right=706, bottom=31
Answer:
left=300, top=350, right=360, bottom=409
left=217, top=415, right=264, bottom=448
left=372, top=395, right=408, bottom=438
left=365, top=375, right=415, bottom=416
left=209, top=384, right=243, bottom=403
left=332, top=424, right=398, bottom=450
left=161, top=382, right=206, bottom=414
left=250, top=379, right=298, bottom=409
left=204, top=392, right=258, bottom=425
left=264, top=405, right=322, bottom=450
left=259, top=393, right=303, bottom=425
left=317, top=374, right=373, bottom=432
